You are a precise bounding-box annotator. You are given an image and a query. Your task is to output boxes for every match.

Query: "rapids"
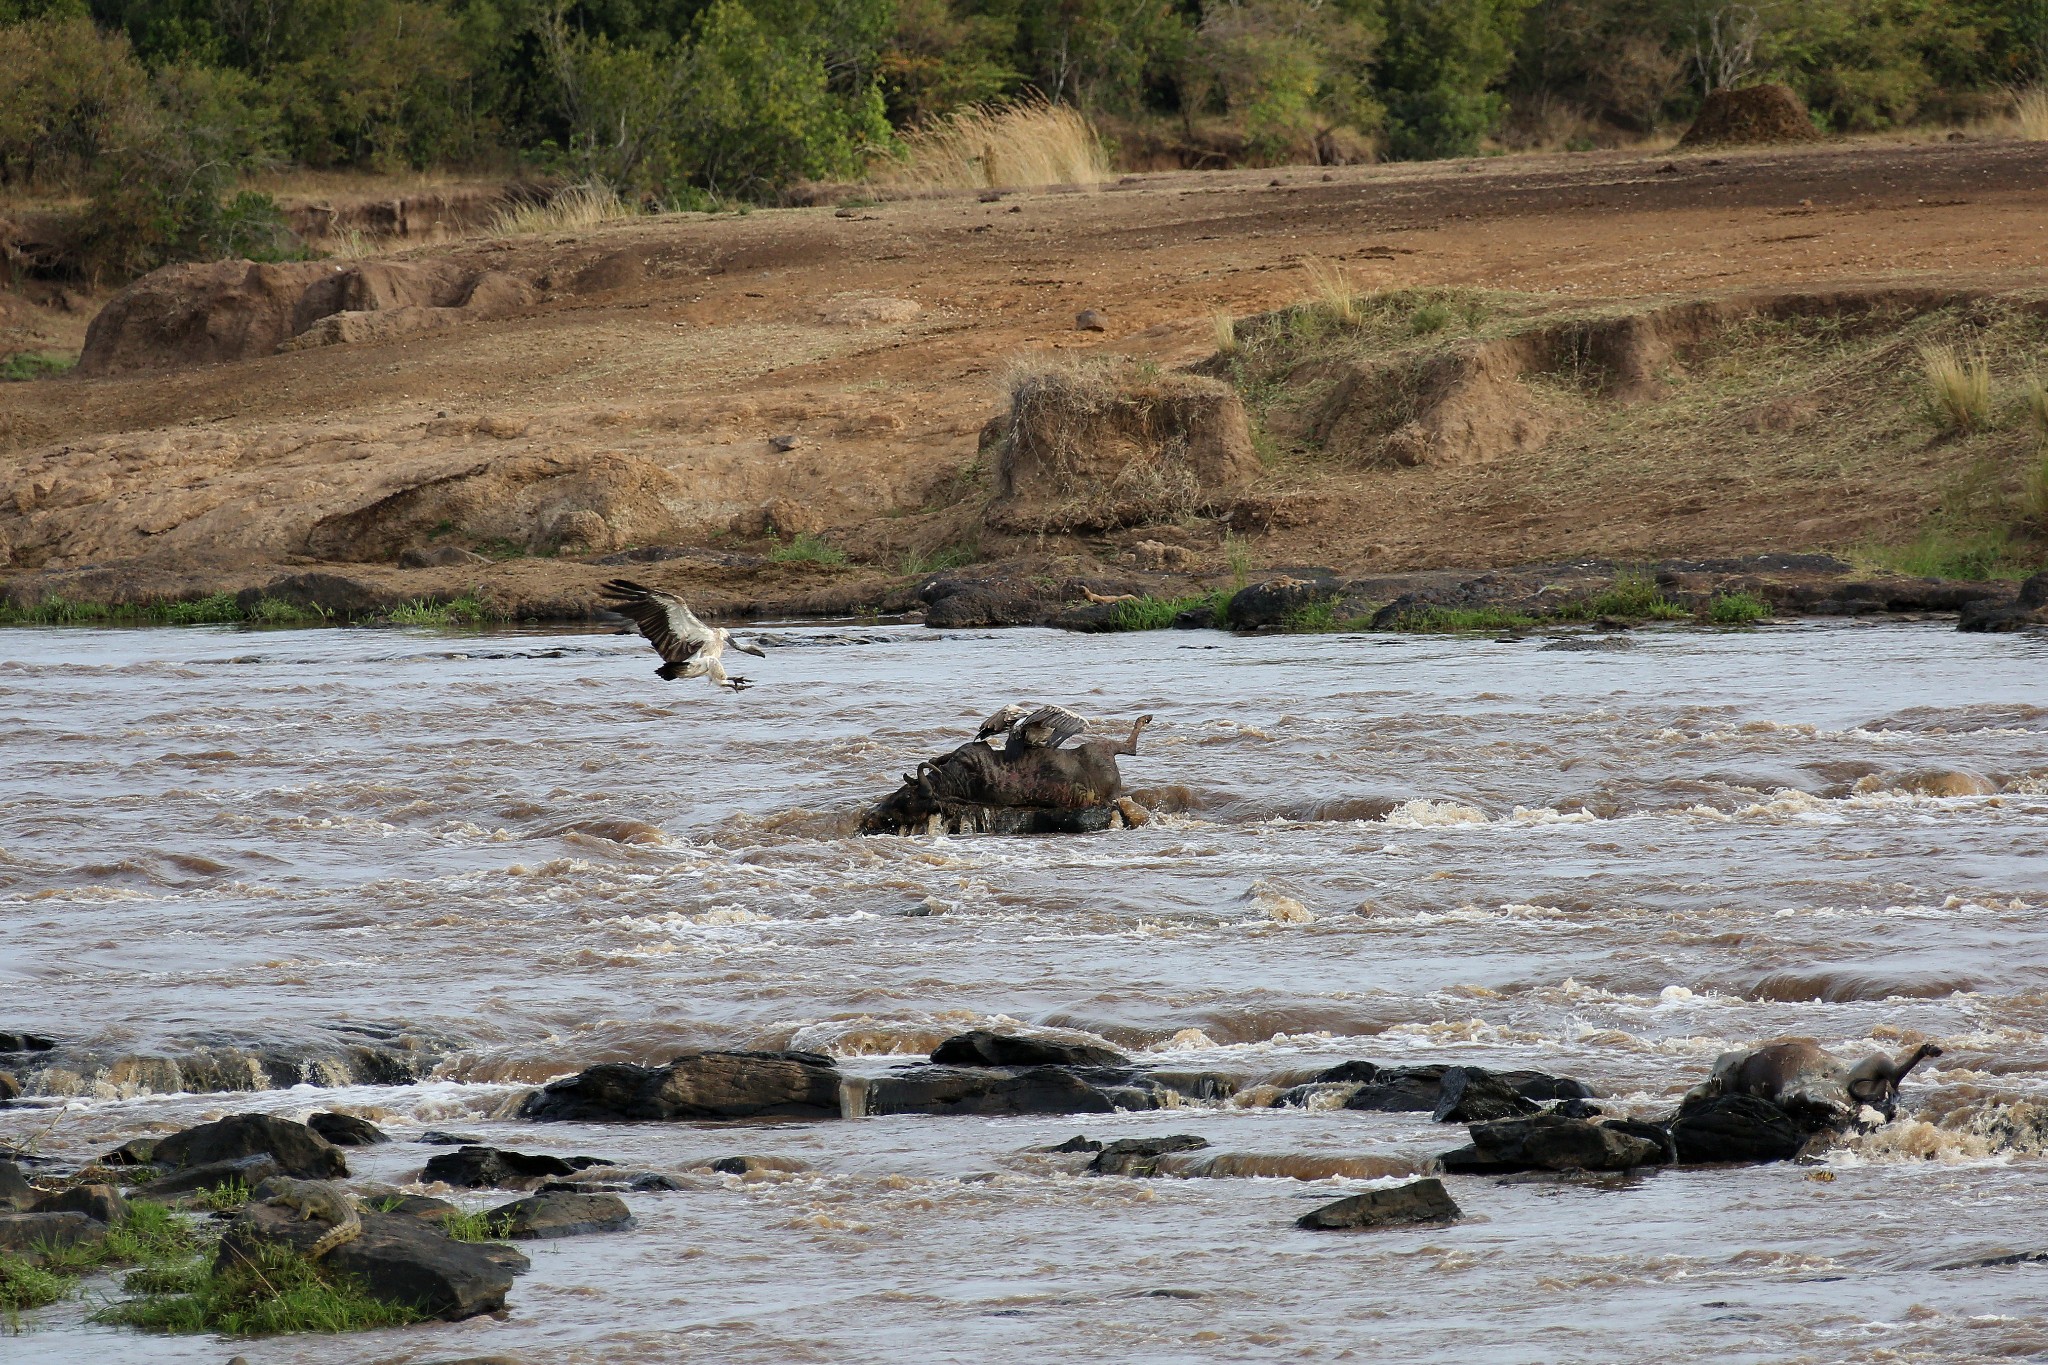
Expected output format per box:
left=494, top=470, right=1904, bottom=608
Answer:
left=2, top=618, right=2046, bottom=1361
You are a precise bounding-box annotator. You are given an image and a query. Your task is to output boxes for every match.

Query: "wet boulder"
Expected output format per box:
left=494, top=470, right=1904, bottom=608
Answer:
left=1224, top=574, right=1338, bottom=630
left=136, top=1154, right=283, bottom=1199
left=1297, top=1177, right=1462, bottom=1230
left=486, top=1190, right=633, bottom=1239
left=1667, top=1094, right=1807, bottom=1164
left=1958, top=574, right=2048, bottom=632
left=863, top=1065, right=1168, bottom=1118
left=929, top=1030, right=1129, bottom=1069
left=1088, top=1135, right=1211, bottom=1177
left=224, top=1206, right=524, bottom=1321
left=149, top=1113, right=347, bottom=1180
left=0, top=1210, right=108, bottom=1253
left=30, top=1183, right=127, bottom=1224
left=1439, top=1113, right=1663, bottom=1173
left=1432, top=1066, right=1542, bottom=1123
left=518, top=1050, right=844, bottom=1122
left=422, top=1145, right=614, bottom=1190
left=0, top=1159, right=31, bottom=1210
left=705, top=1154, right=813, bottom=1176
left=308, top=1111, right=389, bottom=1147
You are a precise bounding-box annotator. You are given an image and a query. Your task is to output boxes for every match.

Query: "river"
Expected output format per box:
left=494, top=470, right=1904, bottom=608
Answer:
left=2, top=618, right=2045, bottom=1362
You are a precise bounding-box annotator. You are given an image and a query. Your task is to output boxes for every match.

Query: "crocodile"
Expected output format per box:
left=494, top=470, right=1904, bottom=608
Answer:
left=253, top=1176, right=362, bottom=1258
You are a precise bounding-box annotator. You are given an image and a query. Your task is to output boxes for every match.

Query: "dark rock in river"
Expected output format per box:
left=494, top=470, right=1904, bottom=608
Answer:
left=864, top=1065, right=1168, bottom=1117
left=308, top=1111, right=389, bottom=1147
left=1044, top=1135, right=1104, bottom=1153
left=1667, top=1094, right=1807, bottom=1164
left=1297, top=1177, right=1461, bottom=1230
left=487, top=1190, right=634, bottom=1239
left=136, top=1154, right=283, bottom=1199
left=0, top=1033, right=55, bottom=1054
left=0, top=1159, right=31, bottom=1210
left=1441, top=1114, right=1663, bottom=1173
left=102, top=1137, right=156, bottom=1166
left=929, top=1030, right=1129, bottom=1069
left=1088, top=1134, right=1211, bottom=1177
left=225, top=1206, right=523, bottom=1321
left=518, top=1050, right=844, bottom=1122
left=423, top=1145, right=614, bottom=1189
left=151, top=1113, right=347, bottom=1180
left=1329, top=1062, right=1592, bottom=1114
left=1432, top=1066, right=1542, bottom=1123
left=705, top=1154, right=812, bottom=1176
left=30, top=1183, right=127, bottom=1224
left=0, top=1210, right=107, bottom=1253
left=1224, top=574, right=1337, bottom=630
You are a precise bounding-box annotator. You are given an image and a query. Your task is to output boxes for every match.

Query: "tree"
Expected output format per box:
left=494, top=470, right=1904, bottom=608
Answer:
left=1377, top=0, right=1530, bottom=158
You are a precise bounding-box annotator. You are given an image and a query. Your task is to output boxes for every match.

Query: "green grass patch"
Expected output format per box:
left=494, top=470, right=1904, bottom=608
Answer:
left=439, top=1209, right=514, bottom=1243
left=192, top=1179, right=251, bottom=1215
left=768, top=533, right=847, bottom=566
left=1279, top=598, right=1377, bottom=633
left=93, top=1243, right=423, bottom=1336
left=1108, top=591, right=1225, bottom=631
left=1408, top=302, right=1452, bottom=336
left=1388, top=605, right=1540, bottom=633
left=0, top=594, right=330, bottom=628
left=1862, top=528, right=2036, bottom=581
left=0, top=1251, right=69, bottom=1315
left=1707, top=591, right=1773, bottom=624
left=384, top=593, right=489, bottom=627
left=1553, top=571, right=1691, bottom=622
left=1, top=351, right=75, bottom=382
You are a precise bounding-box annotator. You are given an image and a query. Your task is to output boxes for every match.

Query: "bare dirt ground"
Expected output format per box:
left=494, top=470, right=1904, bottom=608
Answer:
left=3, top=134, right=2046, bottom=617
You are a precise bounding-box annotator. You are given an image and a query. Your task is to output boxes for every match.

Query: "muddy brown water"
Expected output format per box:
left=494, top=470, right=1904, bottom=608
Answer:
left=2, top=620, right=2046, bottom=1362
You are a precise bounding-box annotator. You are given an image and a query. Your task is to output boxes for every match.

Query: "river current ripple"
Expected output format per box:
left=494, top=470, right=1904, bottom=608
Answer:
left=2, top=620, right=2046, bottom=1362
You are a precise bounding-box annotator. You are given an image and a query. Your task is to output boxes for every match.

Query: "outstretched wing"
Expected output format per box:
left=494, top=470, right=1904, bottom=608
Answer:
left=977, top=702, right=1034, bottom=741
left=1022, top=704, right=1089, bottom=749
left=599, top=579, right=714, bottom=665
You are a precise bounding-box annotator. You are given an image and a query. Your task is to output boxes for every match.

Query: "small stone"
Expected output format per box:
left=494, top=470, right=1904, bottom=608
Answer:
left=1297, top=1177, right=1462, bottom=1230
left=705, top=1155, right=810, bottom=1176
left=1044, top=1135, right=1102, bottom=1153
left=768, top=434, right=802, bottom=452
left=486, top=1190, right=634, bottom=1239
left=1075, top=309, right=1109, bottom=332
left=308, top=1111, right=390, bottom=1147
left=0, top=1160, right=31, bottom=1210
left=0, top=1071, right=18, bottom=1101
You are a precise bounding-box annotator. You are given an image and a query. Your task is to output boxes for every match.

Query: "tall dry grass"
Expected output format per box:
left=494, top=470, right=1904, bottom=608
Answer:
left=1212, top=310, right=1239, bottom=355
left=2024, top=378, right=2048, bottom=526
left=1917, top=343, right=1992, bottom=432
left=2014, top=86, right=2048, bottom=142
left=489, top=181, right=634, bottom=236
left=881, top=98, right=1109, bottom=191
left=1301, top=259, right=1360, bottom=326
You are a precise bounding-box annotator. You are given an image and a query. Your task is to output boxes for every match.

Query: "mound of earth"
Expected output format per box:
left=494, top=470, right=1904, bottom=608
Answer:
left=1679, top=85, right=1821, bottom=148
left=77, top=258, right=535, bottom=377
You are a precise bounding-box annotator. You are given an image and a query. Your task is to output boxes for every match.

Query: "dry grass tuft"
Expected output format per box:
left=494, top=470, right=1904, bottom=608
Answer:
left=1212, top=310, right=1239, bottom=355
left=2014, top=86, right=2048, bottom=142
left=490, top=181, right=634, bottom=236
left=882, top=98, right=1109, bottom=190
left=1301, top=259, right=1360, bottom=327
left=1917, top=343, right=1992, bottom=432
left=2024, top=378, right=2048, bottom=527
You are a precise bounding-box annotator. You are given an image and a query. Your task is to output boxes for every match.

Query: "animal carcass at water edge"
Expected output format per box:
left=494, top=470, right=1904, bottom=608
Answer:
left=858, top=707, right=1154, bottom=836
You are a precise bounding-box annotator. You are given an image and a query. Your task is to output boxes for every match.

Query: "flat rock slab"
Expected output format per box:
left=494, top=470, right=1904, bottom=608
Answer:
left=1088, top=1135, right=1211, bottom=1176
left=1668, top=1094, right=1807, bottom=1164
left=930, top=1030, right=1129, bottom=1069
left=151, top=1113, right=347, bottom=1180
left=0, top=1210, right=107, bottom=1252
left=1298, top=1178, right=1463, bottom=1230
left=863, top=1065, right=1168, bottom=1118
left=1441, top=1114, right=1663, bottom=1173
left=488, top=1190, right=634, bottom=1239
left=30, top=1183, right=127, bottom=1223
left=519, top=1050, right=844, bottom=1122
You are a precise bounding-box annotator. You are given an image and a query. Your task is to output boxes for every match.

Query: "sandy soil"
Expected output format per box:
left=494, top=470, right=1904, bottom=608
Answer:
left=3, top=135, right=2046, bottom=614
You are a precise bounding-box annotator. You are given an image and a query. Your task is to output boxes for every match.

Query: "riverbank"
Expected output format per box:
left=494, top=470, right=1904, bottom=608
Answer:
left=4, top=137, right=2047, bottom=619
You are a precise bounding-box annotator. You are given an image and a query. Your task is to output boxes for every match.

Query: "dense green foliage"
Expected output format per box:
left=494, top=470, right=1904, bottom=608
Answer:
left=0, top=0, right=2040, bottom=278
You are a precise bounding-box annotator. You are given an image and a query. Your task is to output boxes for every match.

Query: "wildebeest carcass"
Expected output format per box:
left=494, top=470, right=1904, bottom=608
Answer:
left=859, top=707, right=1153, bottom=836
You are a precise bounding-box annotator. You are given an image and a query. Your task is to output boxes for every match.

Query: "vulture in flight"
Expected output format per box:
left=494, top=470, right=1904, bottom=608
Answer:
left=600, top=579, right=765, bottom=690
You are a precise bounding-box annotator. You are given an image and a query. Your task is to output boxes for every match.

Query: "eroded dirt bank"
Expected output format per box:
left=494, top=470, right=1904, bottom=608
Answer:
left=4, top=137, right=2047, bottom=622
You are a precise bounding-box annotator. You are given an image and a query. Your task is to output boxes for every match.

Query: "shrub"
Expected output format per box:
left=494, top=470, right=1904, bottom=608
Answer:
left=1377, top=0, right=1526, bottom=159
left=1408, top=301, right=1452, bottom=334
left=1917, top=343, right=1992, bottom=433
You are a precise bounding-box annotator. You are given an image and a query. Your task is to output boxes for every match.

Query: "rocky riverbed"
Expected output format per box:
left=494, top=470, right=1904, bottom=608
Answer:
left=3, top=619, right=2047, bottom=1361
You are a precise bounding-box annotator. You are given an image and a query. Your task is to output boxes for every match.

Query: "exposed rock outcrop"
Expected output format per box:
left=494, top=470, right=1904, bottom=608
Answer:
left=518, top=1050, right=846, bottom=1123
left=1297, top=1177, right=1461, bottom=1230
left=146, top=1113, right=348, bottom=1181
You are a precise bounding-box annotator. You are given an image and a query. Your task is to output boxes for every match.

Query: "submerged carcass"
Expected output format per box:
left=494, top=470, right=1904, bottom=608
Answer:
left=859, top=705, right=1153, bottom=836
